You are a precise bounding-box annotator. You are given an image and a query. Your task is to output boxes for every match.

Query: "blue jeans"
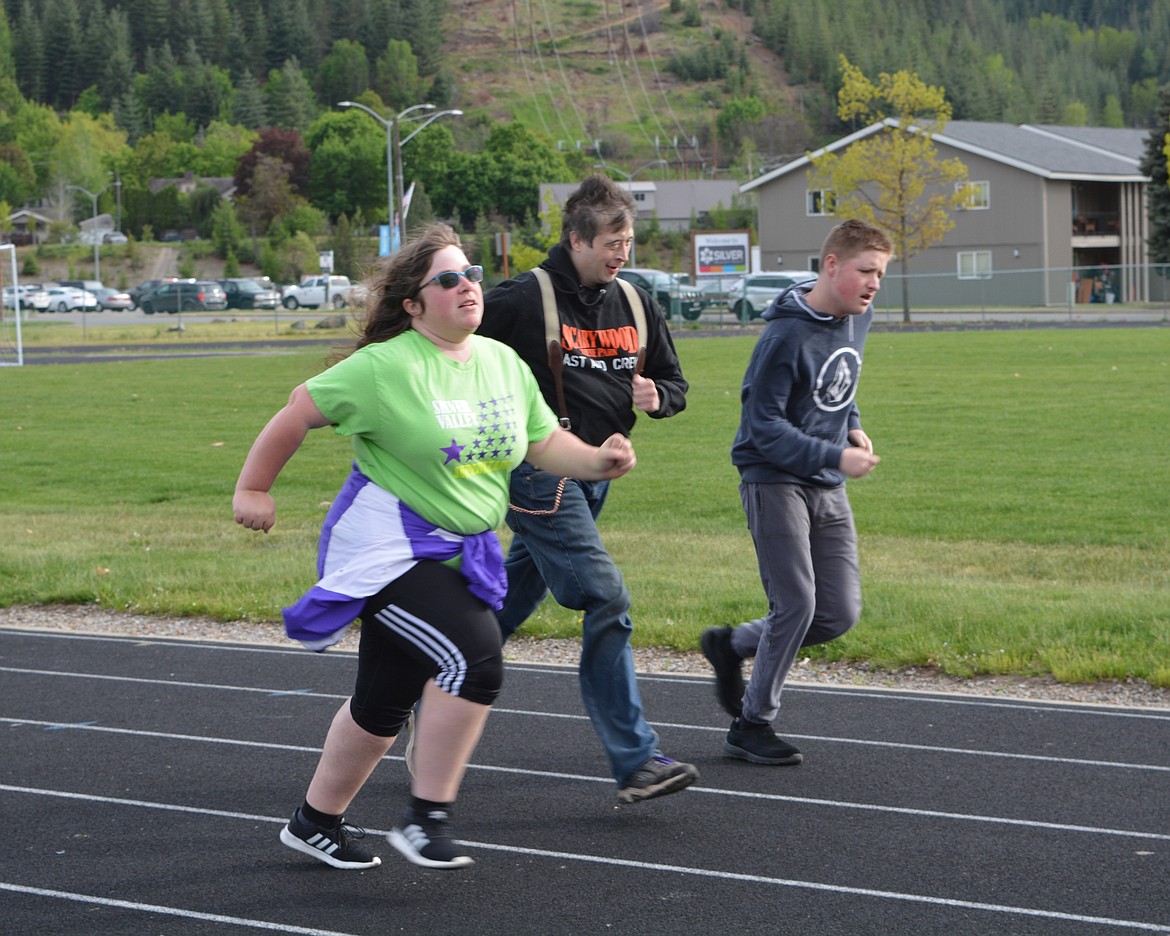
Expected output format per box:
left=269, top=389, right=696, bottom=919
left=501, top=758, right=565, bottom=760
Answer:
left=497, top=462, right=658, bottom=785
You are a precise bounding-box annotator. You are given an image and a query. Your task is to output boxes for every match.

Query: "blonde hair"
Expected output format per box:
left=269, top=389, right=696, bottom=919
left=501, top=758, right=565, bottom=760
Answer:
left=820, top=219, right=892, bottom=266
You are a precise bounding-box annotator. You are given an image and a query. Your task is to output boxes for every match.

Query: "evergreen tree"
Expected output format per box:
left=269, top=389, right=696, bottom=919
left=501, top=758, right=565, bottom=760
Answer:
left=41, top=0, right=82, bottom=109
left=222, top=11, right=254, bottom=84
left=401, top=0, right=447, bottom=76
left=112, top=90, right=148, bottom=144
left=96, top=9, right=137, bottom=114
left=362, top=0, right=396, bottom=66
left=237, top=0, right=268, bottom=80
left=140, top=43, right=183, bottom=124
left=266, top=57, right=318, bottom=132
left=1139, top=86, right=1170, bottom=264
left=231, top=70, right=268, bottom=130
left=0, top=4, right=13, bottom=83
left=128, top=0, right=172, bottom=72
left=12, top=2, right=43, bottom=103
left=265, top=0, right=297, bottom=74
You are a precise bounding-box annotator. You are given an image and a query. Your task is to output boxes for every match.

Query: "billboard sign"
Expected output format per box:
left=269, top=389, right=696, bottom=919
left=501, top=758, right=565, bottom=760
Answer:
left=692, top=230, right=751, bottom=276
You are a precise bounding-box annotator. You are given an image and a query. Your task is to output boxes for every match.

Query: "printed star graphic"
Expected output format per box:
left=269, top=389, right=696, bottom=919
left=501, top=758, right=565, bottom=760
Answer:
left=440, top=439, right=466, bottom=464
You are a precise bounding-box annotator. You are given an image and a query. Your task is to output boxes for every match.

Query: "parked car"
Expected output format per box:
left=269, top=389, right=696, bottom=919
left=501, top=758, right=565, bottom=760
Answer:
left=726, top=271, right=818, bottom=322
left=694, top=276, right=733, bottom=310
left=139, top=279, right=228, bottom=314
left=103, top=231, right=129, bottom=244
left=616, top=267, right=704, bottom=321
left=44, top=286, right=100, bottom=312
left=219, top=278, right=281, bottom=310
left=93, top=286, right=134, bottom=311
left=57, top=279, right=104, bottom=294
left=281, top=274, right=355, bottom=310
left=2, top=284, right=51, bottom=312
left=128, top=278, right=174, bottom=308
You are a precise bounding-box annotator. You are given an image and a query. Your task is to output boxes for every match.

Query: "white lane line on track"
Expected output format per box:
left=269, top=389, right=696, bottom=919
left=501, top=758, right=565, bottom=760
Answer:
left=0, top=882, right=362, bottom=936
left=4, top=662, right=1170, bottom=772
left=4, top=721, right=1169, bottom=842
left=2, top=788, right=1167, bottom=933
left=5, top=665, right=1170, bottom=772
left=6, top=628, right=1170, bottom=722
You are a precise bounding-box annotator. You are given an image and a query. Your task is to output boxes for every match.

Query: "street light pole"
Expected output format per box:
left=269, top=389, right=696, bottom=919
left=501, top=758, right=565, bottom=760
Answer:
left=338, top=101, right=463, bottom=255
left=65, top=184, right=107, bottom=282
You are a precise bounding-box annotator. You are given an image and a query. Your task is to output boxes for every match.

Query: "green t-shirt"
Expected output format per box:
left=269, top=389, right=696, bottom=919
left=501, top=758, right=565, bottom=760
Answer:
left=307, top=330, right=561, bottom=533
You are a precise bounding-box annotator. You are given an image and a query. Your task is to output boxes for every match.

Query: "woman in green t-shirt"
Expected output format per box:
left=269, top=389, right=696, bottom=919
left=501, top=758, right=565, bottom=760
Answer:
left=234, top=223, right=636, bottom=871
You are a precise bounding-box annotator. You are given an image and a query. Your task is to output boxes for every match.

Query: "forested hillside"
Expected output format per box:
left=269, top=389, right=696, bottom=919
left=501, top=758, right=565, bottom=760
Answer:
left=1, top=0, right=1169, bottom=278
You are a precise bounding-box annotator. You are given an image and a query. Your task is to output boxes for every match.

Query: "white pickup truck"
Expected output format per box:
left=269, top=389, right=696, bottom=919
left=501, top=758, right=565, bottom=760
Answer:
left=281, top=274, right=356, bottom=310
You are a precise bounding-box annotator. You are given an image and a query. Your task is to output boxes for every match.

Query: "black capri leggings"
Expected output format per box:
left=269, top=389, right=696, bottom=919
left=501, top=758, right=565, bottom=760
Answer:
left=349, top=560, right=504, bottom=738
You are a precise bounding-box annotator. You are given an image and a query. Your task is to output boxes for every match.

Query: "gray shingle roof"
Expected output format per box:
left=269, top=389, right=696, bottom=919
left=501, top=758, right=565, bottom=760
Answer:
left=937, top=121, right=1147, bottom=178
left=742, top=120, right=1151, bottom=191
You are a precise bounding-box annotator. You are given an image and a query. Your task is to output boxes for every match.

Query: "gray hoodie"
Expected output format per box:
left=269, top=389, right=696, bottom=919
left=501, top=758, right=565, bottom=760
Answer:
left=731, top=282, right=871, bottom=487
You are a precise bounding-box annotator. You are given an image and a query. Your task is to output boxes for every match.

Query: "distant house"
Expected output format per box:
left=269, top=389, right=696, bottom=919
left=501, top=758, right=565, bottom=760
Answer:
left=4, top=208, right=52, bottom=246
left=740, top=120, right=1151, bottom=305
left=540, top=179, right=741, bottom=234
left=148, top=170, right=236, bottom=199
left=78, top=212, right=116, bottom=243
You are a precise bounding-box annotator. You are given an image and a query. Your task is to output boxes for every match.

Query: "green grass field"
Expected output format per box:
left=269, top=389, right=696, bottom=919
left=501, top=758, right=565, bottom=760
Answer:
left=2, top=326, right=1168, bottom=686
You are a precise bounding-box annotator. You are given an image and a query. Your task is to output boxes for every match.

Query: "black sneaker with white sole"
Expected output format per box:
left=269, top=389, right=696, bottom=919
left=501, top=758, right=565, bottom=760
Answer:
left=700, top=625, right=745, bottom=718
left=388, top=808, right=474, bottom=870
left=616, top=755, right=699, bottom=803
left=279, top=808, right=381, bottom=869
left=723, top=718, right=803, bottom=765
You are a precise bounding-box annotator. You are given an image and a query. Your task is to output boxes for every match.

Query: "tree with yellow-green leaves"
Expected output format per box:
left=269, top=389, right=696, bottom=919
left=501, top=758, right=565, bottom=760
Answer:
left=809, top=56, right=969, bottom=322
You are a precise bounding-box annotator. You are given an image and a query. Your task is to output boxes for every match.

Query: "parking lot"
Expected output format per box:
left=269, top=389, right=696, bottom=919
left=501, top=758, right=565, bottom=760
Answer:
left=3, top=626, right=1168, bottom=935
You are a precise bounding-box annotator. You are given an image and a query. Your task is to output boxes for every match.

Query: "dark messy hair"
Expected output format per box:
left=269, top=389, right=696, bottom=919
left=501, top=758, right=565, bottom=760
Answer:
left=346, top=222, right=464, bottom=354
left=560, top=174, right=636, bottom=249
left=820, top=218, right=893, bottom=266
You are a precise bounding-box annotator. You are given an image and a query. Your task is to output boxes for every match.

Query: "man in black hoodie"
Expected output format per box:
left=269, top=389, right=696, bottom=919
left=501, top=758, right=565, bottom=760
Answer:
left=479, top=175, right=697, bottom=803
left=702, top=219, right=891, bottom=765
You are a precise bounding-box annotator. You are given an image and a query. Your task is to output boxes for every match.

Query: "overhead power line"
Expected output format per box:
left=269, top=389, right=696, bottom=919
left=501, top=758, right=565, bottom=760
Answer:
left=537, top=0, right=593, bottom=148
left=511, top=0, right=553, bottom=137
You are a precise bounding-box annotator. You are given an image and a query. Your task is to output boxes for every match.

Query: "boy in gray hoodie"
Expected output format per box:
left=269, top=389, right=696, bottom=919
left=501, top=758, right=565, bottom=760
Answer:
left=703, top=219, right=891, bottom=764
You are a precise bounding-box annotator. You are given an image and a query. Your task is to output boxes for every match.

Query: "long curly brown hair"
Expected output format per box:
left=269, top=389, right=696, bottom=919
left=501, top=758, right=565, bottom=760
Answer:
left=341, top=223, right=464, bottom=356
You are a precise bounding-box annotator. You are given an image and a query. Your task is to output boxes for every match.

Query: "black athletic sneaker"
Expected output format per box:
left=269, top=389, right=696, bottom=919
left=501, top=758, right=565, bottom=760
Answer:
left=616, top=755, right=700, bottom=803
left=724, top=718, right=803, bottom=765
left=388, top=809, right=474, bottom=870
left=279, top=808, right=381, bottom=869
left=701, top=625, right=745, bottom=718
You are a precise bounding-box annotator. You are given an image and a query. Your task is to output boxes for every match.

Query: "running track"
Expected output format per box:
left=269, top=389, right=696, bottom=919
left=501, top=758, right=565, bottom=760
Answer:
left=2, top=628, right=1167, bottom=935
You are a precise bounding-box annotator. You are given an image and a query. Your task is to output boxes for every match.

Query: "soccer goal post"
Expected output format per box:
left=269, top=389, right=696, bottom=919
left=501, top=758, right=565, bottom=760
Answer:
left=0, top=243, right=23, bottom=367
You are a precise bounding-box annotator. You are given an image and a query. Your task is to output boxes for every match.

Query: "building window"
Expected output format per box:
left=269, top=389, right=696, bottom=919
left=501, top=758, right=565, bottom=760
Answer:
left=632, top=192, right=647, bottom=202
left=956, top=180, right=990, bottom=210
left=807, top=189, right=836, bottom=216
left=957, top=250, right=992, bottom=279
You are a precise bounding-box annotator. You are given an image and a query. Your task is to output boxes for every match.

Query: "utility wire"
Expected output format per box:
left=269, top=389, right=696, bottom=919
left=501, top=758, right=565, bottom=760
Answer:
left=525, top=0, right=575, bottom=144
left=538, top=0, right=593, bottom=148
left=510, top=0, right=553, bottom=137
left=620, top=16, right=672, bottom=160
left=634, top=1, right=700, bottom=169
left=599, top=0, right=658, bottom=152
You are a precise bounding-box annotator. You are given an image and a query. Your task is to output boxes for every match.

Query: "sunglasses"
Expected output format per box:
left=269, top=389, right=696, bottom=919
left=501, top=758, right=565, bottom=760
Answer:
left=420, top=265, right=484, bottom=291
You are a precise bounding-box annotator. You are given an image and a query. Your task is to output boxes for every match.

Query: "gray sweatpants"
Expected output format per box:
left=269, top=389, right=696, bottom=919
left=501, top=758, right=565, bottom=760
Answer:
left=734, top=482, right=861, bottom=724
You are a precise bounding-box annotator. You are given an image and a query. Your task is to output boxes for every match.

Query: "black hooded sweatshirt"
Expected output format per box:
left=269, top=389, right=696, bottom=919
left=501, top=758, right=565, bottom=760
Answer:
left=478, top=244, right=688, bottom=447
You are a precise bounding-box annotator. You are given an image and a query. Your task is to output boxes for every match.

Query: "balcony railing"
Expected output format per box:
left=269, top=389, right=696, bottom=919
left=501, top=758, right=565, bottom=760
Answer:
left=1072, top=213, right=1120, bottom=235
